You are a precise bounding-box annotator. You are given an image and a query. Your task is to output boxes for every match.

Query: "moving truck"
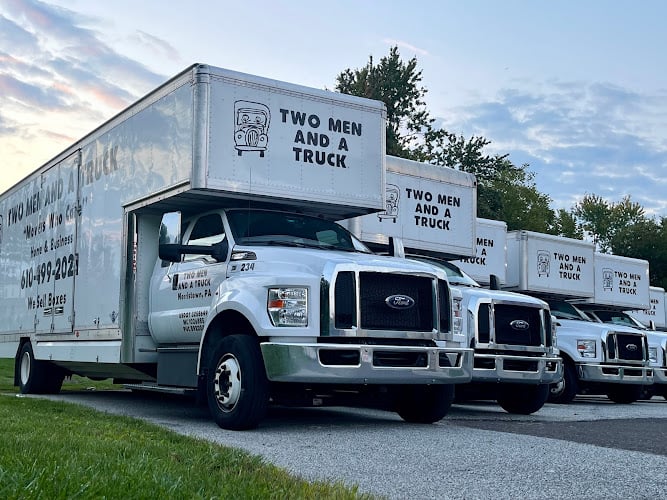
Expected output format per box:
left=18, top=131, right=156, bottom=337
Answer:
left=505, top=231, right=653, bottom=403
left=0, top=64, right=473, bottom=430
left=344, top=157, right=561, bottom=414
left=574, top=256, right=667, bottom=400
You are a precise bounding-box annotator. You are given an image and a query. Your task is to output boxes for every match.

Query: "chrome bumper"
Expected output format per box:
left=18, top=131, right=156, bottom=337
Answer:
left=260, top=343, right=473, bottom=384
left=578, top=363, right=653, bottom=384
left=651, top=366, right=667, bottom=384
left=472, top=353, right=562, bottom=384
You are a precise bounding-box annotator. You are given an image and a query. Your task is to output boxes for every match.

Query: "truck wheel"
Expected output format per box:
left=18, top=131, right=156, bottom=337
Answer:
left=658, top=386, right=667, bottom=401
left=606, top=385, right=641, bottom=404
left=206, top=335, right=269, bottom=430
left=18, top=342, right=64, bottom=394
left=395, top=384, right=454, bottom=423
left=497, top=384, right=549, bottom=415
left=548, top=361, right=578, bottom=404
left=638, top=385, right=654, bottom=400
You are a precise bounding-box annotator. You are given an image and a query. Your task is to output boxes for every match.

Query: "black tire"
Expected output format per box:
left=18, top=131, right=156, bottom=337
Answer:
left=18, top=342, right=64, bottom=394
left=656, top=385, right=667, bottom=401
left=395, top=384, right=454, bottom=423
left=548, top=361, right=578, bottom=404
left=206, top=335, right=269, bottom=430
left=638, top=385, right=655, bottom=401
left=606, top=385, right=641, bottom=404
left=497, top=384, right=549, bottom=415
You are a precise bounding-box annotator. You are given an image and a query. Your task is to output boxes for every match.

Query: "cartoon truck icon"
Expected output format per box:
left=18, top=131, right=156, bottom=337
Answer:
left=602, top=268, right=614, bottom=291
left=234, top=101, right=270, bottom=157
left=537, top=250, right=550, bottom=277
left=378, top=184, right=400, bottom=222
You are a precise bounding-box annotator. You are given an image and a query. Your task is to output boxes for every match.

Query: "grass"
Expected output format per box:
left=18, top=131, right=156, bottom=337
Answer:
left=0, top=359, right=374, bottom=499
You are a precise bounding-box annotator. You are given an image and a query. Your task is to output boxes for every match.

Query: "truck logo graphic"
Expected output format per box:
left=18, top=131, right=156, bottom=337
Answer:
left=234, top=100, right=270, bottom=157
left=625, top=343, right=638, bottom=352
left=378, top=184, right=400, bottom=222
left=537, top=250, right=550, bottom=277
left=385, top=294, right=415, bottom=310
left=602, top=268, right=613, bottom=291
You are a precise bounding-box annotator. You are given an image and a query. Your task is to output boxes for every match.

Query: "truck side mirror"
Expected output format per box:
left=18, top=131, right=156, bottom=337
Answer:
left=649, top=320, right=656, bottom=331
left=489, top=274, right=501, bottom=290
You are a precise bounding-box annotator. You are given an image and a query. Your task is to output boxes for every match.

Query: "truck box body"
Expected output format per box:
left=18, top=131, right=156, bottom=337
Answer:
left=0, top=64, right=385, bottom=344
left=1, top=64, right=472, bottom=429
left=453, top=218, right=507, bottom=286
left=343, top=156, right=477, bottom=257
left=505, top=230, right=595, bottom=298
left=630, top=287, right=666, bottom=328
left=577, top=253, right=650, bottom=310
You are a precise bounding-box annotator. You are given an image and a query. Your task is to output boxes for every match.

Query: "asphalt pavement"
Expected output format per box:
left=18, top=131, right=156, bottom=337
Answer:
left=23, top=391, right=667, bottom=499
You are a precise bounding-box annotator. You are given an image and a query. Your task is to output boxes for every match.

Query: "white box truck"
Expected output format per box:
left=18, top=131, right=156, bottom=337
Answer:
left=0, top=64, right=473, bottom=430
left=344, top=157, right=561, bottom=414
left=573, top=255, right=667, bottom=399
left=506, top=231, right=653, bottom=403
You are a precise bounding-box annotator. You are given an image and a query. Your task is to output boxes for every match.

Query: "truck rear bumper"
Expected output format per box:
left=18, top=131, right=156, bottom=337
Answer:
left=260, top=343, right=473, bottom=384
left=577, top=363, right=653, bottom=385
left=472, top=353, right=562, bottom=384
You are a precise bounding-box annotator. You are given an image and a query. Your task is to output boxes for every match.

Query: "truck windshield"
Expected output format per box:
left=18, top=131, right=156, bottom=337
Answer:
left=409, top=256, right=480, bottom=287
left=547, top=299, right=591, bottom=321
left=587, top=309, right=647, bottom=329
left=226, top=209, right=370, bottom=253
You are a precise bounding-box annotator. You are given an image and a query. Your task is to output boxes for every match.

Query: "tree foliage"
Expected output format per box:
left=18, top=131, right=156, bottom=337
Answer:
left=573, top=194, right=645, bottom=252
left=335, top=47, right=554, bottom=231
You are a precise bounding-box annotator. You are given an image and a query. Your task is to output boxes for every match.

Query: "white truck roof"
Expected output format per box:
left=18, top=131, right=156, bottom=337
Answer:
left=1, top=64, right=387, bottom=220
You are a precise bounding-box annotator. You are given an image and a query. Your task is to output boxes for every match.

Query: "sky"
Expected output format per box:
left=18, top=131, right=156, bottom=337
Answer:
left=1, top=0, right=666, bottom=217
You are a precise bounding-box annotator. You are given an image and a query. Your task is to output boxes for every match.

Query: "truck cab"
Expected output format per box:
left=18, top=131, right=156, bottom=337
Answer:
left=574, top=305, right=667, bottom=400
left=149, top=208, right=472, bottom=429
left=408, top=255, right=561, bottom=414
left=546, top=299, right=653, bottom=403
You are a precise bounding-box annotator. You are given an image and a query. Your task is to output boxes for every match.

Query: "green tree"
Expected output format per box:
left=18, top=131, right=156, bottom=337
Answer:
left=611, top=218, right=667, bottom=289
left=551, top=209, right=584, bottom=239
left=335, top=46, right=431, bottom=159
left=335, top=47, right=555, bottom=230
left=573, top=194, right=645, bottom=252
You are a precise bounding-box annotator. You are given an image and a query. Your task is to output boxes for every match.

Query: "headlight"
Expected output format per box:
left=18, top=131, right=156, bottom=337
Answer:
left=648, top=346, right=658, bottom=364
left=577, top=339, right=596, bottom=358
left=452, top=297, right=463, bottom=336
left=268, top=287, right=308, bottom=327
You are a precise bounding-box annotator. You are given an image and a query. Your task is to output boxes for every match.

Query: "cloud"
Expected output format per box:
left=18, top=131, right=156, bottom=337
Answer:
left=382, top=38, right=429, bottom=56
left=439, top=80, right=667, bottom=216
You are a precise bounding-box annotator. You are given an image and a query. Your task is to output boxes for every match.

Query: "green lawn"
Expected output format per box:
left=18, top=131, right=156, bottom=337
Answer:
left=0, top=358, right=374, bottom=499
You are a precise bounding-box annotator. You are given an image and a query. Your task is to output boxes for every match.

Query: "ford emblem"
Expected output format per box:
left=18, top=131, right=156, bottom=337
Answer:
left=626, top=344, right=638, bottom=352
left=510, top=319, right=530, bottom=331
left=385, top=295, right=415, bottom=310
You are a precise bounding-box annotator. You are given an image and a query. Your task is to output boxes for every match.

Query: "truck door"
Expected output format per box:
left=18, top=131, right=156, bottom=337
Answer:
left=33, top=151, right=80, bottom=334
left=149, top=212, right=228, bottom=344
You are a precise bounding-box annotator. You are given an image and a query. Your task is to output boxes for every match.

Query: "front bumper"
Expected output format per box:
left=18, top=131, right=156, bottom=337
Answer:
left=472, top=353, right=562, bottom=384
left=651, top=365, right=667, bottom=384
left=260, top=342, right=473, bottom=384
left=578, top=363, right=653, bottom=385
